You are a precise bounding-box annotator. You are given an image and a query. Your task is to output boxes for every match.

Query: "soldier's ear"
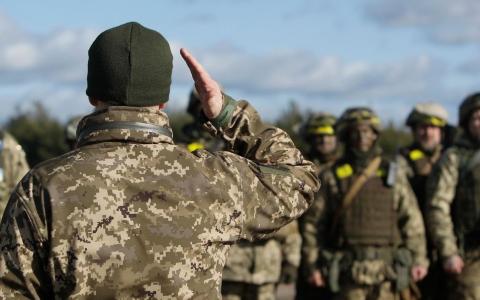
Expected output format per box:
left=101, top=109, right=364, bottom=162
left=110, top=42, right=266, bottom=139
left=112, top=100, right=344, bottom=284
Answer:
left=158, top=103, right=167, bottom=110
left=89, top=97, right=99, bottom=107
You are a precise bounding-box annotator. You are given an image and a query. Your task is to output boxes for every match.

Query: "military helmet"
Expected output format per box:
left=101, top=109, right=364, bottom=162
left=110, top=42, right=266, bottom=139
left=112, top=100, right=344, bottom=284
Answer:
left=459, top=92, right=480, bottom=128
left=335, top=107, right=381, bottom=140
left=302, top=112, right=337, bottom=138
left=406, top=102, right=448, bottom=128
left=186, top=87, right=202, bottom=119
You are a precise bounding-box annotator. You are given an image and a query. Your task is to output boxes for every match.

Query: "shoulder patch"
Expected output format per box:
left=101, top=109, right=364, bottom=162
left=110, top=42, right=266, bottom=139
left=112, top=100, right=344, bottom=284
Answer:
left=187, top=142, right=205, bottom=152
left=336, top=164, right=353, bottom=179
left=409, top=149, right=425, bottom=161
left=376, top=168, right=385, bottom=177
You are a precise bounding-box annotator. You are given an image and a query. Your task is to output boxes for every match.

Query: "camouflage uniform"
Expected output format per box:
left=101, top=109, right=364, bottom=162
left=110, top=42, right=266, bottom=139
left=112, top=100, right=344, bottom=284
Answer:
left=0, top=96, right=319, bottom=299
left=0, top=130, right=29, bottom=215
left=221, top=221, right=301, bottom=300
left=426, top=93, right=480, bottom=300
left=302, top=108, right=428, bottom=300
left=396, top=103, right=449, bottom=300
left=296, top=113, right=338, bottom=300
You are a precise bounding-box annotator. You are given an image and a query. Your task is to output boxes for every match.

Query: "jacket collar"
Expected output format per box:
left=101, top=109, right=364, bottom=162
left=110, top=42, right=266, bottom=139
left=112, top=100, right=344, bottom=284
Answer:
left=76, top=106, right=174, bottom=147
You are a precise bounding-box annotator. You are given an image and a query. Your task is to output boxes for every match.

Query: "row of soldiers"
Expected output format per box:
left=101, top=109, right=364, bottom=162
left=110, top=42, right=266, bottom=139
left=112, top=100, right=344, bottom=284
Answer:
left=300, top=98, right=478, bottom=300
left=0, top=82, right=478, bottom=300
left=180, top=90, right=480, bottom=300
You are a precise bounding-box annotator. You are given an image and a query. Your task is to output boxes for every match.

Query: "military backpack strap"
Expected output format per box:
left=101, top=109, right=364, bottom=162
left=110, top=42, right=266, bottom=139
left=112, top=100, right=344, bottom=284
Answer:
left=330, top=156, right=382, bottom=235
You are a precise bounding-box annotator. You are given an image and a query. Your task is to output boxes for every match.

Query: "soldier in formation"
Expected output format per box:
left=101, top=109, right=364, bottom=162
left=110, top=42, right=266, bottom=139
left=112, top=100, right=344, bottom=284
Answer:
left=426, top=92, right=480, bottom=300
left=221, top=221, right=301, bottom=300
left=301, top=107, right=428, bottom=300
left=296, top=112, right=339, bottom=300
left=0, top=130, right=29, bottom=216
left=396, top=103, right=449, bottom=299
left=182, top=88, right=225, bottom=152
left=0, top=22, right=319, bottom=299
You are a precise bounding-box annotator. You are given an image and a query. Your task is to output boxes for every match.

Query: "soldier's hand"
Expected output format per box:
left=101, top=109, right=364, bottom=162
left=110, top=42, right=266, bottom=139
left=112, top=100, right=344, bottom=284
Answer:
left=180, top=48, right=223, bottom=120
left=410, top=265, right=428, bottom=282
left=443, top=255, right=464, bottom=274
left=308, top=270, right=325, bottom=287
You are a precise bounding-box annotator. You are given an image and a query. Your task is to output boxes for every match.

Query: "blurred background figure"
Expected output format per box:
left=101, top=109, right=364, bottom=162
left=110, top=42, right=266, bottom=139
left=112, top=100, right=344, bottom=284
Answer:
left=181, top=87, right=225, bottom=152
left=296, top=112, right=339, bottom=300
left=64, top=115, right=83, bottom=151
left=221, top=221, right=301, bottom=300
left=0, top=130, right=29, bottom=216
left=301, top=112, right=340, bottom=172
left=426, top=92, right=480, bottom=300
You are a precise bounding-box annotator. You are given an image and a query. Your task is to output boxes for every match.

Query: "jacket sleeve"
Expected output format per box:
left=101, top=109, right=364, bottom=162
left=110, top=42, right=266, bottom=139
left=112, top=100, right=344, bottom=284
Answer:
left=0, top=173, right=52, bottom=300
left=425, top=149, right=460, bottom=259
left=202, top=95, right=320, bottom=240
left=394, top=164, right=429, bottom=268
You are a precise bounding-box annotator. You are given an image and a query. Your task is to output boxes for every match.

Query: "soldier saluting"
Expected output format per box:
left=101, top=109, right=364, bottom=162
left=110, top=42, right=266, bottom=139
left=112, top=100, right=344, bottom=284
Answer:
left=0, top=22, right=319, bottom=299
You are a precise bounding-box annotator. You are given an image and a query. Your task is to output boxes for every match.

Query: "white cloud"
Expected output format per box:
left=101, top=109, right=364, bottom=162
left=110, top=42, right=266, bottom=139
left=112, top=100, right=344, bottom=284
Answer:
left=0, top=12, right=97, bottom=85
left=365, top=0, right=480, bottom=45
left=0, top=9, right=460, bottom=124
left=172, top=43, right=444, bottom=101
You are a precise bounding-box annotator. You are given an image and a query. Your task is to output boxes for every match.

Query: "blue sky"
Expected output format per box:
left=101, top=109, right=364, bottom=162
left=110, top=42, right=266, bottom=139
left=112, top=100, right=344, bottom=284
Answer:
left=1, top=0, right=480, bottom=125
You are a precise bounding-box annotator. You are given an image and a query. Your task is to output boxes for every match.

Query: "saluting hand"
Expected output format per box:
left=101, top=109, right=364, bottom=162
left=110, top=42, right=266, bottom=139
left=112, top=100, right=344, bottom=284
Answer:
left=180, top=48, right=223, bottom=120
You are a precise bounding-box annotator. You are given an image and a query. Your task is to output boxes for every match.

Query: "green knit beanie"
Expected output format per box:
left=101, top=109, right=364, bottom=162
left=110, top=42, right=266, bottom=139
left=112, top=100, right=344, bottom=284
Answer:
left=86, top=22, right=172, bottom=106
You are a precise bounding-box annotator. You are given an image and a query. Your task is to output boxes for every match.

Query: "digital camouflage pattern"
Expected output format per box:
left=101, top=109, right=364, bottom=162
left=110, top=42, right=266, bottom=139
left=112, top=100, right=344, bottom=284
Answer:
left=0, top=130, right=29, bottom=215
left=0, top=96, right=319, bottom=299
left=221, top=221, right=301, bottom=299
left=426, top=136, right=480, bottom=299
left=301, top=154, right=428, bottom=298
left=222, top=221, right=301, bottom=284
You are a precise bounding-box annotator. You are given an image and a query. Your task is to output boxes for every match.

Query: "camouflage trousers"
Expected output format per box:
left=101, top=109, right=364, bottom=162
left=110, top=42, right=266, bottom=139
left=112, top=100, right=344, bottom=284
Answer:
left=221, top=281, right=276, bottom=300
left=333, top=281, right=399, bottom=300
left=446, top=254, right=480, bottom=300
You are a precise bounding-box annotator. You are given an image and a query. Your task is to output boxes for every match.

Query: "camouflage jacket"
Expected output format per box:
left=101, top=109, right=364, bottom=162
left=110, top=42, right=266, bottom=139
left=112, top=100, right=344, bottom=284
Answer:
left=0, top=131, right=29, bottom=215
left=0, top=96, right=318, bottom=300
left=426, top=137, right=479, bottom=259
left=222, top=220, right=301, bottom=284
left=301, top=155, right=428, bottom=280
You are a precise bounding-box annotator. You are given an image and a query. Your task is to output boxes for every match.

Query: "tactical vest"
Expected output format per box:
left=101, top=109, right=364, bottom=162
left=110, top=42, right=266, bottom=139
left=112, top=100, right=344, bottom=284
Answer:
left=454, top=148, right=480, bottom=250
left=334, top=160, right=400, bottom=248
left=401, top=148, right=437, bottom=211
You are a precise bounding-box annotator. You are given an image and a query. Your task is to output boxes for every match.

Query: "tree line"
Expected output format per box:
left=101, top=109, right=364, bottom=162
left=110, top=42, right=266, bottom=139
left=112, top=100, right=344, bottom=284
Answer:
left=4, top=101, right=412, bottom=167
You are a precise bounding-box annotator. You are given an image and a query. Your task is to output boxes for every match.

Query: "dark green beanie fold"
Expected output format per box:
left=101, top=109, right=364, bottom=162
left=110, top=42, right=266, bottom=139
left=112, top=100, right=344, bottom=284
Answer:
left=86, top=22, right=172, bottom=106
